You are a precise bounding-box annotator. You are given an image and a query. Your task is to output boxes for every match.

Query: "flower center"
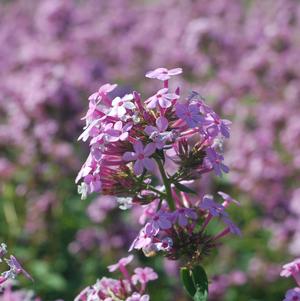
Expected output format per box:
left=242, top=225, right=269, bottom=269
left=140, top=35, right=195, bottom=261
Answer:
left=138, top=154, right=145, bottom=160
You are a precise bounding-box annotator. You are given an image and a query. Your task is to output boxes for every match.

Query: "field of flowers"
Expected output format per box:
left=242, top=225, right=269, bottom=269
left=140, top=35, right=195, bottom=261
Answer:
left=0, top=0, right=299, bottom=300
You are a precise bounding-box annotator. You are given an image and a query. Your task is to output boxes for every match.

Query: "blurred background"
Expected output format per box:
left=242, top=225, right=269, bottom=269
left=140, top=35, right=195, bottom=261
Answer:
left=0, top=0, right=299, bottom=300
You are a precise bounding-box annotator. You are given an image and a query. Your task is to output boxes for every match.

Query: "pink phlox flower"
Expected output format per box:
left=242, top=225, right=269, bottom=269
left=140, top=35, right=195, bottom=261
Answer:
left=89, top=121, right=115, bottom=146
left=150, top=210, right=173, bottom=231
left=109, top=94, right=136, bottom=119
left=221, top=216, right=242, bottom=236
left=129, top=223, right=157, bottom=251
left=205, top=147, right=229, bottom=176
left=78, top=119, right=102, bottom=142
left=107, top=255, right=134, bottom=272
left=281, top=259, right=300, bottom=286
left=83, top=173, right=102, bottom=194
left=204, top=113, right=231, bottom=138
left=126, top=293, right=150, bottom=301
left=83, top=84, right=117, bottom=123
left=144, top=116, right=170, bottom=149
left=98, top=277, right=126, bottom=296
left=283, top=288, right=300, bottom=301
left=139, top=200, right=160, bottom=225
left=106, top=121, right=132, bottom=142
left=155, top=237, right=173, bottom=252
left=218, top=191, right=240, bottom=207
left=4, top=255, right=33, bottom=282
left=175, top=103, right=204, bottom=128
left=88, top=83, right=117, bottom=102
left=145, top=67, right=182, bottom=81
left=123, top=141, right=156, bottom=175
left=132, top=267, right=158, bottom=285
left=199, top=195, right=225, bottom=217
left=76, top=153, right=97, bottom=183
left=146, top=88, right=178, bottom=109
left=173, top=208, right=197, bottom=227
left=90, top=143, right=103, bottom=162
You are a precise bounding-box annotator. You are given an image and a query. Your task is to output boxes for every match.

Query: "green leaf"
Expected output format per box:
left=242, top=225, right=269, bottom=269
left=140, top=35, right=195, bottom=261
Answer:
left=180, top=267, right=196, bottom=297
left=192, top=265, right=208, bottom=301
left=174, top=182, right=196, bottom=194
left=194, top=288, right=208, bottom=301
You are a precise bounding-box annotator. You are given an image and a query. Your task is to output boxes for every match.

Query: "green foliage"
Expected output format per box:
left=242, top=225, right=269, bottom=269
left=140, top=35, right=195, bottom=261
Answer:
left=181, top=265, right=208, bottom=301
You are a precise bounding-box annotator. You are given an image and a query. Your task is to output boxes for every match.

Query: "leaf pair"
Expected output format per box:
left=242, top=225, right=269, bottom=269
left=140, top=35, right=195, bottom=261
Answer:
left=180, top=265, right=208, bottom=301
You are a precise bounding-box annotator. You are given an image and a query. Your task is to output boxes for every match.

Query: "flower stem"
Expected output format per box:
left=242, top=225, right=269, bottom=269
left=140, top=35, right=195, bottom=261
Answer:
left=155, top=158, right=175, bottom=210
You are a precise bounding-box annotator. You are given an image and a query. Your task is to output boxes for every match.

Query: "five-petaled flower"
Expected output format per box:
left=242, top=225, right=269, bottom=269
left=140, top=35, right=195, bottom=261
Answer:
left=123, top=141, right=156, bottom=175
left=109, top=94, right=136, bottom=118
left=146, top=88, right=178, bottom=109
left=176, top=103, right=204, bottom=128
left=132, top=267, right=158, bottom=285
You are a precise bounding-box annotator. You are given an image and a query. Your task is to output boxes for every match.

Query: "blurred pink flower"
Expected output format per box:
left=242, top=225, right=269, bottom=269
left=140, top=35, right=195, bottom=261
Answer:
left=145, top=67, right=182, bottom=81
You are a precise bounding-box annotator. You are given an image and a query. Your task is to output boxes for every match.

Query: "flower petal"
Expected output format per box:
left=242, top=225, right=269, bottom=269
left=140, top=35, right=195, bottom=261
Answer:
left=144, top=143, right=156, bottom=156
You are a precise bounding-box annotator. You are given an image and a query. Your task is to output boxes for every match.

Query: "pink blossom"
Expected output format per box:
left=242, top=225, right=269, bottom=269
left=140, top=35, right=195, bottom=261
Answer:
left=123, top=141, right=156, bottom=175
left=106, top=121, right=132, bottom=142
left=132, top=267, right=158, bottom=285
left=206, top=147, right=229, bottom=176
left=283, top=288, right=300, bottom=301
left=107, top=255, right=134, bottom=272
left=84, top=83, right=117, bottom=122
left=129, top=223, right=157, bottom=251
left=145, top=67, right=182, bottom=81
left=88, top=83, right=117, bottom=102
left=150, top=210, right=173, bottom=231
left=175, top=103, right=203, bottom=128
left=281, top=259, right=300, bottom=286
left=155, top=237, right=173, bottom=252
left=83, top=173, right=102, bottom=194
left=173, top=208, right=197, bottom=227
left=109, top=94, right=136, bottom=118
left=144, top=116, right=171, bottom=149
left=146, top=88, right=178, bottom=109
left=204, top=113, right=231, bottom=138
left=199, top=195, right=225, bottom=217
left=221, top=217, right=242, bottom=236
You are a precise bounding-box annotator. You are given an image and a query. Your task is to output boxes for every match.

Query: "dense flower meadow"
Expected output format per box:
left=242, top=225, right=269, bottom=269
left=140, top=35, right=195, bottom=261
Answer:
left=0, top=0, right=299, bottom=300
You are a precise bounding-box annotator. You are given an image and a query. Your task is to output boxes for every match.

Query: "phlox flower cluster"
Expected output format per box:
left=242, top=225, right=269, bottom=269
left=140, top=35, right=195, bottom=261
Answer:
left=75, top=255, right=157, bottom=301
left=0, top=243, right=33, bottom=287
left=130, top=192, right=240, bottom=265
left=281, top=259, right=300, bottom=301
left=76, top=67, right=240, bottom=298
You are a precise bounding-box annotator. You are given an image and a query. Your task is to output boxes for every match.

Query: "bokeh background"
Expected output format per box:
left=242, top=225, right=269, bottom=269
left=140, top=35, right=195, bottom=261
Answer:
left=0, top=0, right=300, bottom=300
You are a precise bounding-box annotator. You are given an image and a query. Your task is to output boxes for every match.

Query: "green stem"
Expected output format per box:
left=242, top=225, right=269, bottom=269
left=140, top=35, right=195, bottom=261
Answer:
left=155, top=158, right=175, bottom=210
left=146, top=186, right=167, bottom=198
